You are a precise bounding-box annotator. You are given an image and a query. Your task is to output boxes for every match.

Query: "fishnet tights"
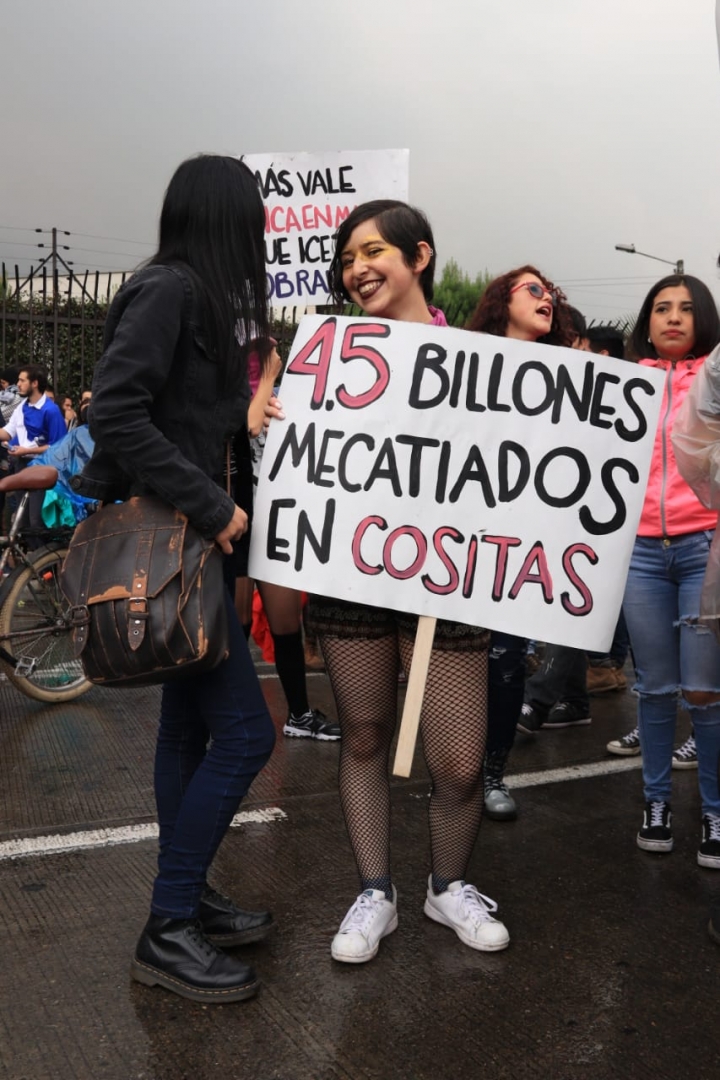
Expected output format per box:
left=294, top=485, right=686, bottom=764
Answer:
left=320, top=631, right=488, bottom=896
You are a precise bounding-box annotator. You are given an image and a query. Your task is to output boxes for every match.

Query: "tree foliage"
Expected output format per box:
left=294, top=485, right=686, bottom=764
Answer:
left=433, top=259, right=493, bottom=328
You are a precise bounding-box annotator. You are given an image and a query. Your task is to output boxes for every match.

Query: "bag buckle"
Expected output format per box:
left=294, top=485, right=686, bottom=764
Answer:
left=68, top=605, right=90, bottom=627
left=128, top=597, right=149, bottom=620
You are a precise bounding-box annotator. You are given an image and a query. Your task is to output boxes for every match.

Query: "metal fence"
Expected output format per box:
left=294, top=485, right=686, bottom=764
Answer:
left=0, top=264, right=127, bottom=395
left=0, top=263, right=308, bottom=398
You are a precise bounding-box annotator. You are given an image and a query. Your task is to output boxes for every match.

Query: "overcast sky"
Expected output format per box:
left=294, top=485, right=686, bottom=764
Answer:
left=1, top=0, right=719, bottom=323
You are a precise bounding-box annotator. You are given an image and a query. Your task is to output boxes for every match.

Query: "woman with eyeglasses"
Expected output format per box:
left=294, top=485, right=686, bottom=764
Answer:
left=466, top=267, right=574, bottom=820
left=622, top=275, right=720, bottom=864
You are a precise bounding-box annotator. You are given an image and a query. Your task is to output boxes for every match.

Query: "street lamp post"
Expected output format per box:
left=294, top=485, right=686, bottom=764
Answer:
left=615, top=243, right=684, bottom=276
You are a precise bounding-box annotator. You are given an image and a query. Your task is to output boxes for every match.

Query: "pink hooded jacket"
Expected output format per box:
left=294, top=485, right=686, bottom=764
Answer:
left=637, top=356, right=718, bottom=537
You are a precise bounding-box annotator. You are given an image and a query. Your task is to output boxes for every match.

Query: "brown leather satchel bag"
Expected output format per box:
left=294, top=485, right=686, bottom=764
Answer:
left=60, top=496, right=228, bottom=686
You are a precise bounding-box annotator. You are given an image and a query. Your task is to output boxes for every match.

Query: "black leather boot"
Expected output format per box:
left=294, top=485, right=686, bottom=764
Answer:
left=199, top=886, right=276, bottom=946
left=131, top=915, right=260, bottom=1003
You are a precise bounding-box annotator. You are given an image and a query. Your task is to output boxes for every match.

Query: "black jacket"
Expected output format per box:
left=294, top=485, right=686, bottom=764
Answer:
left=74, top=265, right=249, bottom=538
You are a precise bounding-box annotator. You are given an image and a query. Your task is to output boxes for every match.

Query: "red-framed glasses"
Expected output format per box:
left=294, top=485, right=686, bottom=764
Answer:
left=509, top=281, right=556, bottom=305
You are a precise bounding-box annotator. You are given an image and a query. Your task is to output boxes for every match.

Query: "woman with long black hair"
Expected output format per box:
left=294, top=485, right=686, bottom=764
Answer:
left=78, top=155, right=277, bottom=1003
left=623, top=274, right=720, bottom=863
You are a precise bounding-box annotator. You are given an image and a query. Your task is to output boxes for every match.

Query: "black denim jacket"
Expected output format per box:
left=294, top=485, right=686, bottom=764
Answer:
left=74, top=265, right=249, bottom=538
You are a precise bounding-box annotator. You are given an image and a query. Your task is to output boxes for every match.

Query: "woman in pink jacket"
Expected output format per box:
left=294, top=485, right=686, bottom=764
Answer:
left=623, top=274, right=720, bottom=865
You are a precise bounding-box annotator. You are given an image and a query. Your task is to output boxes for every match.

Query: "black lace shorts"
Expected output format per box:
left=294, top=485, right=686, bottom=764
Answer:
left=306, top=594, right=489, bottom=653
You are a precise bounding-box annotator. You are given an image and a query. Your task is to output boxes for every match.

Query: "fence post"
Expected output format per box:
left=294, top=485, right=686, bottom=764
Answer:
left=52, top=227, right=59, bottom=390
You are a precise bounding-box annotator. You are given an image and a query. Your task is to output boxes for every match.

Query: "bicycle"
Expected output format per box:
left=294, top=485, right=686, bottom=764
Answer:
left=0, top=464, right=92, bottom=702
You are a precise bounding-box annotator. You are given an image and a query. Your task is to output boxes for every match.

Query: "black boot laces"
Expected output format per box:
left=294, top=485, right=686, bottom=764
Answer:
left=186, top=920, right=219, bottom=959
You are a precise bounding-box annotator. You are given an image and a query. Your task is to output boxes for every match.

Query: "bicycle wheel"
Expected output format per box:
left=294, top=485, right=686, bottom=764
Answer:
left=0, top=546, right=92, bottom=703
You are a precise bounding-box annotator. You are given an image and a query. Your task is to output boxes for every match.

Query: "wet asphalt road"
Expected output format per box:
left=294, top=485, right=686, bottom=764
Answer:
left=1, top=657, right=718, bottom=1080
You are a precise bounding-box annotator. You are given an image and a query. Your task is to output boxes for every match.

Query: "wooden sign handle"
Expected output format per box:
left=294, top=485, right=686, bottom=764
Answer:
left=392, top=615, right=437, bottom=777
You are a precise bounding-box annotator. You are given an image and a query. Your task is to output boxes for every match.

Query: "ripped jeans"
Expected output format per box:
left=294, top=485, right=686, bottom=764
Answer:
left=623, top=532, right=720, bottom=816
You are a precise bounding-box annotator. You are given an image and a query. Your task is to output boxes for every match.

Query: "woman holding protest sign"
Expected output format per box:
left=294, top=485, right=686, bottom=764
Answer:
left=621, top=274, right=720, bottom=864
left=308, top=199, right=509, bottom=963
left=467, top=267, right=574, bottom=820
left=77, top=155, right=278, bottom=1003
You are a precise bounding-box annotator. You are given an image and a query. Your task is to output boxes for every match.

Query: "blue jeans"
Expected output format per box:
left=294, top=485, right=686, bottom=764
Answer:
left=151, top=589, right=276, bottom=918
left=623, top=532, right=720, bottom=816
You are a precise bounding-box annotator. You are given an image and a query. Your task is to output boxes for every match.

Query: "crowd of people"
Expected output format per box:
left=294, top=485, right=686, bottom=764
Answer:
left=7, top=153, right=720, bottom=1003
left=0, top=366, right=91, bottom=538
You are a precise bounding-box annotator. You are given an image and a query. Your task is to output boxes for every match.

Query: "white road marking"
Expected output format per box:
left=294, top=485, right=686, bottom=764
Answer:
left=257, top=671, right=325, bottom=680
left=506, top=757, right=642, bottom=789
left=0, top=807, right=287, bottom=862
left=407, top=757, right=642, bottom=797
left=0, top=759, right=642, bottom=863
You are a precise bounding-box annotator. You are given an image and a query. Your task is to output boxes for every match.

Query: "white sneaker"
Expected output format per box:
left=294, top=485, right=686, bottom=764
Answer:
left=331, top=887, right=398, bottom=963
left=424, top=877, right=509, bottom=952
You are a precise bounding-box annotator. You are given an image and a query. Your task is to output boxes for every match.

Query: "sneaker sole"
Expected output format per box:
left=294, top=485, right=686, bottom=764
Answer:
left=282, top=725, right=340, bottom=741
left=330, top=915, right=398, bottom=963
left=543, top=718, right=591, bottom=729
left=636, top=834, right=673, bottom=853
left=130, top=958, right=259, bottom=1002
left=516, top=721, right=542, bottom=735
left=672, top=759, right=698, bottom=770
left=697, top=852, right=720, bottom=869
left=606, top=743, right=641, bottom=757
left=423, top=901, right=510, bottom=952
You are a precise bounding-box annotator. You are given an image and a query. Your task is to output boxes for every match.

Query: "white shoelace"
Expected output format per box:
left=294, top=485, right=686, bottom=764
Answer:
left=706, top=815, right=720, bottom=842
left=340, top=892, right=386, bottom=935
left=457, top=884, right=498, bottom=925
left=675, top=736, right=696, bottom=760
left=649, top=802, right=667, bottom=827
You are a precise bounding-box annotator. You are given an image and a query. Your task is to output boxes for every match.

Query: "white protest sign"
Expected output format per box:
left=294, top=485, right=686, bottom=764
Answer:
left=243, top=150, right=409, bottom=306
left=249, top=316, right=666, bottom=651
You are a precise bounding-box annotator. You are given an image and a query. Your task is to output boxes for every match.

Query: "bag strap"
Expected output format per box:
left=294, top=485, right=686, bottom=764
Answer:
left=127, top=527, right=154, bottom=652
left=68, top=539, right=94, bottom=657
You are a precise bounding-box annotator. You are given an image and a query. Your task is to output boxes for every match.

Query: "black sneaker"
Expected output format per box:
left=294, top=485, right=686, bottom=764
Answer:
left=637, top=801, right=673, bottom=852
left=516, top=703, right=544, bottom=734
left=283, top=708, right=341, bottom=741
left=544, top=702, right=591, bottom=728
left=606, top=726, right=641, bottom=757
left=697, top=814, right=720, bottom=869
left=672, top=734, right=697, bottom=770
